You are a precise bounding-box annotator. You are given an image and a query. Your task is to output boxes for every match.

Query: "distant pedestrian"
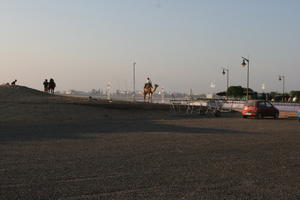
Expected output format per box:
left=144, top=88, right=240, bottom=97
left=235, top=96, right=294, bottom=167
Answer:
left=43, top=79, right=49, bottom=92
left=49, top=78, right=56, bottom=94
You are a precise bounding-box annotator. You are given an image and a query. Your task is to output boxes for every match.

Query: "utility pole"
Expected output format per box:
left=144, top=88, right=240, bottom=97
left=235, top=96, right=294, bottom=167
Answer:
left=222, top=67, right=229, bottom=100
left=241, top=57, right=250, bottom=101
left=279, top=75, right=285, bottom=102
left=133, top=62, right=136, bottom=101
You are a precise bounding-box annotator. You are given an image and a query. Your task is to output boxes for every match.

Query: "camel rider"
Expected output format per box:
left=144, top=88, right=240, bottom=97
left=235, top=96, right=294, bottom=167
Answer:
left=145, top=77, right=152, bottom=89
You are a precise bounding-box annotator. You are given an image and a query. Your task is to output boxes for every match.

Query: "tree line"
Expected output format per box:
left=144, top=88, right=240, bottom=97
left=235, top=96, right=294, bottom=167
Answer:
left=217, top=86, right=300, bottom=102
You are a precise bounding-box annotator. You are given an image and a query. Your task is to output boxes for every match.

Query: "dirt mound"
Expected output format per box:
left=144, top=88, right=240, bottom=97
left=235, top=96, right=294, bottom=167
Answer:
left=0, top=85, right=50, bottom=100
left=0, top=85, right=171, bottom=124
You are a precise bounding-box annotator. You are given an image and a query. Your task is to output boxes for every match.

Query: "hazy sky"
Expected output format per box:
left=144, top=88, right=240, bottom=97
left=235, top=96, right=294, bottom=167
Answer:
left=0, top=0, right=299, bottom=93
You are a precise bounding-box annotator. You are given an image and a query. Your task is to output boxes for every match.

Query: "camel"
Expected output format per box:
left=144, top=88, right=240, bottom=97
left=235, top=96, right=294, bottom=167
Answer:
left=144, top=84, right=159, bottom=103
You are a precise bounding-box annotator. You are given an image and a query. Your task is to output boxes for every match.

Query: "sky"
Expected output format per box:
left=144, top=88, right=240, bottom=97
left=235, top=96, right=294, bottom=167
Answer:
left=0, top=0, right=299, bottom=93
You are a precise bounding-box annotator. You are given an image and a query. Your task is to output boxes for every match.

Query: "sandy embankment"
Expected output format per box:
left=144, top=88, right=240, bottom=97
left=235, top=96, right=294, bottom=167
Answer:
left=0, top=85, right=296, bottom=126
left=0, top=85, right=171, bottom=126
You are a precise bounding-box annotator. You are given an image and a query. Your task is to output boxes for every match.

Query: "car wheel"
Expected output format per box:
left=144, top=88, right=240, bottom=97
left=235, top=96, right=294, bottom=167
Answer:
left=274, top=113, right=279, bottom=120
left=214, top=110, right=221, bottom=117
left=242, top=115, right=248, bottom=119
left=256, top=113, right=263, bottom=119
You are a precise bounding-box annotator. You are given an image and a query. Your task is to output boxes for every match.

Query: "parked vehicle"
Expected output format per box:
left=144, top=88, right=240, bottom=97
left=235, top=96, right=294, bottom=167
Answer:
left=242, top=100, right=279, bottom=119
left=297, top=108, right=300, bottom=121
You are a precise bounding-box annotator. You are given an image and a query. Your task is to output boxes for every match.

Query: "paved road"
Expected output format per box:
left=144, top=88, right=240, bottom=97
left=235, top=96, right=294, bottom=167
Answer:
left=0, top=118, right=299, bottom=200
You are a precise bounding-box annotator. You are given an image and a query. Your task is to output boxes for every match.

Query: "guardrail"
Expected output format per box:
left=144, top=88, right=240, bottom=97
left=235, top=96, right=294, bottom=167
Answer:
left=223, top=101, right=300, bottom=112
left=272, top=103, right=300, bottom=112
left=170, top=99, right=300, bottom=112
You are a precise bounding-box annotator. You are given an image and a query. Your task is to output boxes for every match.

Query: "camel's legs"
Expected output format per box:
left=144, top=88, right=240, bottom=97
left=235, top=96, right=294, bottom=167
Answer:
left=145, top=93, right=150, bottom=103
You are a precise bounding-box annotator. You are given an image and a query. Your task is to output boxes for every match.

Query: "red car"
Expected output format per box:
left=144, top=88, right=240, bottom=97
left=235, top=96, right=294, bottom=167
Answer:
left=242, top=100, right=279, bottom=119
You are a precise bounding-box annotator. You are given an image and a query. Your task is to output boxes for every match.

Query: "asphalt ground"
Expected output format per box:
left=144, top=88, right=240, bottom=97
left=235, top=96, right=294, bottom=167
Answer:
left=0, top=117, right=299, bottom=200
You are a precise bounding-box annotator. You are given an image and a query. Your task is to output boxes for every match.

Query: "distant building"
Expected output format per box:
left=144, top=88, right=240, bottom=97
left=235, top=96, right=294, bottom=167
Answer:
left=206, top=93, right=224, bottom=99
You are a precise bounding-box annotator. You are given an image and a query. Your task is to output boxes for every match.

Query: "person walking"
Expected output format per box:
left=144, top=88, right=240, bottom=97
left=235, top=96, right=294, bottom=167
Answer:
left=48, top=78, right=56, bottom=94
left=43, top=79, right=49, bottom=92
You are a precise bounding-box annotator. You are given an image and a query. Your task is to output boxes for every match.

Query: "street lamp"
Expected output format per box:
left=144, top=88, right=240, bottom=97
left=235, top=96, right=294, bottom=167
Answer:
left=278, top=75, right=285, bottom=101
left=261, top=83, right=267, bottom=100
left=133, top=62, right=136, bottom=101
left=106, top=82, right=111, bottom=101
left=222, top=67, right=229, bottom=100
left=241, top=57, right=250, bottom=101
left=161, top=87, right=165, bottom=103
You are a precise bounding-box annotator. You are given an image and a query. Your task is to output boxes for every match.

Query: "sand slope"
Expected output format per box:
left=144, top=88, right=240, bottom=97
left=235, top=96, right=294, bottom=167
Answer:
left=0, top=85, right=170, bottom=126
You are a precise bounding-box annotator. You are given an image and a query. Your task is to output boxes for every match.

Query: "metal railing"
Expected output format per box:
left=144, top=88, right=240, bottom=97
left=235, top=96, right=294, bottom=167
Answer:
left=170, top=99, right=300, bottom=112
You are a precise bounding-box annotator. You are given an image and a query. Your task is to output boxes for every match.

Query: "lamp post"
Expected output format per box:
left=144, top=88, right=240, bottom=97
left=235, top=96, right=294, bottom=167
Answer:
left=241, top=57, right=250, bottom=101
left=261, top=83, right=267, bottom=100
left=161, top=87, right=165, bottom=103
left=222, top=67, right=229, bottom=100
left=133, top=62, right=136, bottom=101
left=106, top=82, right=111, bottom=101
left=279, top=75, right=285, bottom=102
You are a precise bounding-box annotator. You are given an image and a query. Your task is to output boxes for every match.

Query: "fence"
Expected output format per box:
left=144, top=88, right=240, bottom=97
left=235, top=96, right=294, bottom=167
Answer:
left=219, top=100, right=300, bottom=112
left=169, top=99, right=222, bottom=115
left=272, top=102, right=300, bottom=112
left=170, top=99, right=300, bottom=112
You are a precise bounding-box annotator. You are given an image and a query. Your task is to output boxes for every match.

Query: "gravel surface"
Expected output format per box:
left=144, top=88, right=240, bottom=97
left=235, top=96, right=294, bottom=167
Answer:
left=1, top=118, right=299, bottom=200
left=0, top=85, right=299, bottom=199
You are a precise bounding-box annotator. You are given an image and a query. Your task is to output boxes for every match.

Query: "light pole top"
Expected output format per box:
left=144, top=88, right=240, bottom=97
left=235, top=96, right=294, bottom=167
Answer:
left=241, top=57, right=249, bottom=67
left=241, top=57, right=249, bottom=62
left=279, top=75, right=285, bottom=81
left=222, top=67, right=229, bottom=74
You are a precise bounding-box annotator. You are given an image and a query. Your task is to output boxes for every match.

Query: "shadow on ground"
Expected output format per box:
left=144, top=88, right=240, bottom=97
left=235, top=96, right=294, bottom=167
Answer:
left=0, top=119, right=251, bottom=142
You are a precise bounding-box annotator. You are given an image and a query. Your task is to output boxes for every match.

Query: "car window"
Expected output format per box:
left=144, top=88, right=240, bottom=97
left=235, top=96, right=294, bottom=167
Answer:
left=258, top=102, right=265, bottom=107
left=245, top=101, right=256, bottom=106
left=265, top=102, right=273, bottom=107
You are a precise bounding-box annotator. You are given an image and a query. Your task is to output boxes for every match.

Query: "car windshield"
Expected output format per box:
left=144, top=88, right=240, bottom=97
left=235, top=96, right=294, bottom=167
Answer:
left=245, top=101, right=256, bottom=106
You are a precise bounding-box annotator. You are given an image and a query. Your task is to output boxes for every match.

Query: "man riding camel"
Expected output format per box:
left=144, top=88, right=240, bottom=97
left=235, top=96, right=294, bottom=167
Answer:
left=143, top=77, right=159, bottom=102
left=144, top=77, right=152, bottom=89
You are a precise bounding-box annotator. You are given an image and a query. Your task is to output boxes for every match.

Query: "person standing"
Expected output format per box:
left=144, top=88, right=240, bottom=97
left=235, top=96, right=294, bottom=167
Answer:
left=49, top=78, right=56, bottom=94
left=43, top=79, right=49, bottom=92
